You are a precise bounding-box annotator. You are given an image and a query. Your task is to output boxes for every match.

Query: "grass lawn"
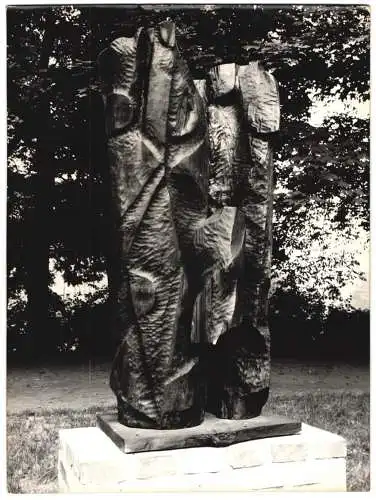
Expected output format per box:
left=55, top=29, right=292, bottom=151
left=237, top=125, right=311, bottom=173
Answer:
left=7, top=391, right=370, bottom=493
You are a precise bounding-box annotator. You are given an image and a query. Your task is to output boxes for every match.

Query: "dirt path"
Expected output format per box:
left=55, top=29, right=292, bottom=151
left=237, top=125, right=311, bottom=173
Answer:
left=6, top=359, right=369, bottom=413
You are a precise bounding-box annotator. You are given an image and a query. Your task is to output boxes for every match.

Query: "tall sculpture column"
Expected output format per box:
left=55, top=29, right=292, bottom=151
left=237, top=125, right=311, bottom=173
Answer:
left=99, top=23, right=209, bottom=429
left=204, top=62, right=279, bottom=418
left=99, top=21, right=280, bottom=429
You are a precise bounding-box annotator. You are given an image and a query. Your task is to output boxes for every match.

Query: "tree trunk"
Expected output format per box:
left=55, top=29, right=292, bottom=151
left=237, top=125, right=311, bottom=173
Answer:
left=24, top=18, right=55, bottom=360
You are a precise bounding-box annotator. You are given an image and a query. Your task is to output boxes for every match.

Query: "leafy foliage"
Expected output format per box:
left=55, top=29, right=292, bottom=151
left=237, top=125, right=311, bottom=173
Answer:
left=7, top=5, right=370, bottom=357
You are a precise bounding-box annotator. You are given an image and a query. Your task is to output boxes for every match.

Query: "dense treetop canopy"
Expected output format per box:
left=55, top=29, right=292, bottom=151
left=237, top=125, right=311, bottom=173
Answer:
left=7, top=5, right=370, bottom=355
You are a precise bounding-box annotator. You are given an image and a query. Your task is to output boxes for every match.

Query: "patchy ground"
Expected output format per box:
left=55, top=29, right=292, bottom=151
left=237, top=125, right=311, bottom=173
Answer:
left=7, top=359, right=369, bottom=413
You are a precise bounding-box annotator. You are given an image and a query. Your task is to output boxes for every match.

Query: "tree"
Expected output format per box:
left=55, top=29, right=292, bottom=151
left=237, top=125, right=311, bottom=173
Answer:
left=7, top=5, right=370, bottom=358
left=7, top=6, right=107, bottom=356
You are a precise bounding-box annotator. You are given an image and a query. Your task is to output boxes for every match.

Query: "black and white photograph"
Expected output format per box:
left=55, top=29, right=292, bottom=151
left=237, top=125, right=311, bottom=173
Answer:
left=5, top=2, right=370, bottom=494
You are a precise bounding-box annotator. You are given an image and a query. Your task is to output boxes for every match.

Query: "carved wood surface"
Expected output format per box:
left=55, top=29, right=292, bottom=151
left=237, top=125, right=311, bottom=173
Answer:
left=99, top=21, right=280, bottom=429
left=97, top=413, right=301, bottom=453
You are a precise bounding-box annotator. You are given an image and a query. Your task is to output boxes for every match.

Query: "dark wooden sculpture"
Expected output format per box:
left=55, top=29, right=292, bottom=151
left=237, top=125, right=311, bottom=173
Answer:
left=99, top=21, right=280, bottom=429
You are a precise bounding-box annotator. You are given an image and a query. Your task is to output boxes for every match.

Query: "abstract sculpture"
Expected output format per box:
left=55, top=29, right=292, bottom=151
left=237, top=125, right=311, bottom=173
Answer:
left=99, top=21, right=280, bottom=429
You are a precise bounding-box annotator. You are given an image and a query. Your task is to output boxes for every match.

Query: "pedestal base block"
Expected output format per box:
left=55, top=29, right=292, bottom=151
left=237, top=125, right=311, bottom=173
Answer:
left=58, top=421, right=346, bottom=493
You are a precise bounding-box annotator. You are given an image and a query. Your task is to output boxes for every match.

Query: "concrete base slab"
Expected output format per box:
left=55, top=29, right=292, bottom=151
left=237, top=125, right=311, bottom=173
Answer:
left=58, top=422, right=346, bottom=493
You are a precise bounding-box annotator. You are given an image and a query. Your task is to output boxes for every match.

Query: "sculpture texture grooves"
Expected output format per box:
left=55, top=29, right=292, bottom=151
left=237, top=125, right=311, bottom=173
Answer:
left=98, top=21, right=280, bottom=429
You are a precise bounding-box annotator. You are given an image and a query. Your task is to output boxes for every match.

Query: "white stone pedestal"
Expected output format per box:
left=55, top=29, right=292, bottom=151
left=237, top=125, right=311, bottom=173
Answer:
left=58, top=423, right=346, bottom=492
